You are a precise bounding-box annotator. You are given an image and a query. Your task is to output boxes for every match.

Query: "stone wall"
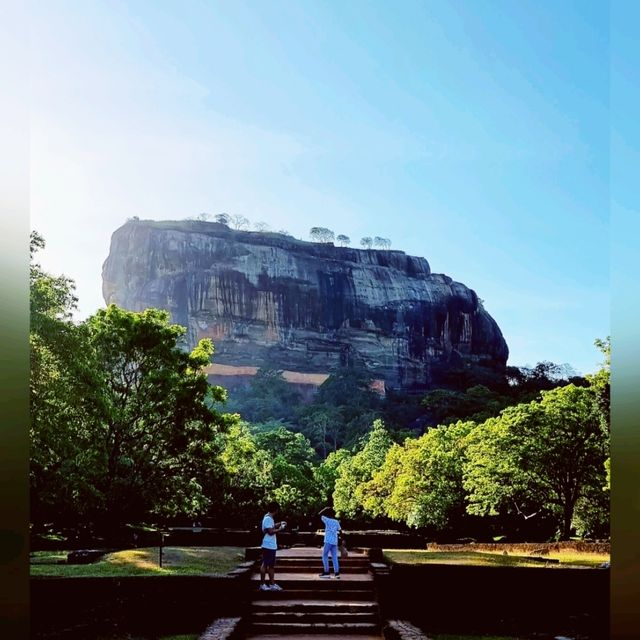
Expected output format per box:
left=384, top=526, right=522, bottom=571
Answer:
left=376, top=563, right=609, bottom=637
left=31, top=571, right=253, bottom=639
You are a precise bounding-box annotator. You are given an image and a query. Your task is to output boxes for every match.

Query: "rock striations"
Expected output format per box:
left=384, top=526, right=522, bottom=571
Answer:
left=102, top=220, right=508, bottom=391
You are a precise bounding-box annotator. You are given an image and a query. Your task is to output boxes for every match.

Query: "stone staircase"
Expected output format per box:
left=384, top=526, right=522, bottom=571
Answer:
left=243, top=547, right=382, bottom=639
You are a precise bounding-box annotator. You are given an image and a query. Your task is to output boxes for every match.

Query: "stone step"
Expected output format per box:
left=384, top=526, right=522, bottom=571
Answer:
left=252, top=572, right=373, bottom=583
left=253, top=583, right=375, bottom=593
left=248, top=622, right=380, bottom=635
left=251, top=612, right=379, bottom=624
left=252, top=599, right=378, bottom=613
left=277, top=557, right=369, bottom=564
left=251, top=566, right=373, bottom=584
left=252, top=589, right=376, bottom=601
left=245, top=635, right=382, bottom=640
left=272, top=565, right=369, bottom=573
left=276, top=558, right=371, bottom=570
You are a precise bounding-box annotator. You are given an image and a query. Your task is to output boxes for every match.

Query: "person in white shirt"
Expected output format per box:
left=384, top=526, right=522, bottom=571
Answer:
left=259, top=502, right=286, bottom=591
left=318, top=506, right=341, bottom=578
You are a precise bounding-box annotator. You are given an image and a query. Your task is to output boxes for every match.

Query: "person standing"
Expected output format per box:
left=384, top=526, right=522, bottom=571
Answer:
left=260, top=502, right=286, bottom=591
left=318, top=506, right=341, bottom=578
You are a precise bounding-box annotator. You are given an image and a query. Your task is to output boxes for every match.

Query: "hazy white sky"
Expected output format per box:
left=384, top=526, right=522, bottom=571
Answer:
left=30, top=1, right=609, bottom=374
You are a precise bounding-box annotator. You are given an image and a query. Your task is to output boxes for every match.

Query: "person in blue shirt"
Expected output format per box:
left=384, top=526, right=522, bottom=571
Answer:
left=259, top=501, right=286, bottom=591
left=318, top=506, right=341, bottom=578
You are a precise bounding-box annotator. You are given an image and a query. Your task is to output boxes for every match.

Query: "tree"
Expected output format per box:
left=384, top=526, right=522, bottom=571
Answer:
left=229, top=214, right=250, bottom=230
left=336, top=234, right=350, bottom=247
left=217, top=424, right=321, bottom=523
left=226, top=366, right=302, bottom=423
left=76, top=305, right=234, bottom=526
left=254, top=426, right=318, bottom=468
left=214, top=213, right=230, bottom=225
left=333, top=419, right=393, bottom=519
left=277, top=229, right=292, bottom=236
left=374, top=237, right=391, bottom=250
left=30, top=232, right=87, bottom=527
left=360, top=237, right=373, bottom=249
left=298, top=404, right=344, bottom=459
left=30, top=236, right=237, bottom=529
left=298, top=367, right=381, bottom=455
left=309, top=227, right=335, bottom=243
left=364, top=421, right=476, bottom=528
left=196, top=212, right=211, bottom=221
left=254, top=221, right=271, bottom=232
left=314, top=449, right=352, bottom=504
left=217, top=422, right=272, bottom=524
left=463, top=384, right=608, bottom=540
left=421, top=385, right=510, bottom=427
left=257, top=426, right=321, bottom=517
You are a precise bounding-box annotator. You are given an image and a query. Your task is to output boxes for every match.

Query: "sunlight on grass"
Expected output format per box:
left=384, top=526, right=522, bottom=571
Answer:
left=30, top=547, right=244, bottom=577
left=108, top=548, right=162, bottom=571
left=478, top=548, right=609, bottom=567
left=383, top=549, right=608, bottom=569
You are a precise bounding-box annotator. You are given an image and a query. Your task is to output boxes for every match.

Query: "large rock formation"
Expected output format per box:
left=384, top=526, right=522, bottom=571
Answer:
left=102, top=220, right=508, bottom=391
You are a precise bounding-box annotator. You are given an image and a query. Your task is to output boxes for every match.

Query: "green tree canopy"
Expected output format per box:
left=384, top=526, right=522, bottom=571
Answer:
left=226, top=366, right=302, bottom=424
left=364, top=420, right=477, bottom=528
left=80, top=305, right=234, bottom=525
left=463, top=384, right=608, bottom=540
left=333, top=419, right=393, bottom=519
left=30, top=232, right=89, bottom=527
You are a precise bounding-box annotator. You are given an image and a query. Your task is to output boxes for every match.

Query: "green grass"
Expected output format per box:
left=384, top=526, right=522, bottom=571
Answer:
left=30, top=546, right=244, bottom=577
left=384, top=548, right=609, bottom=568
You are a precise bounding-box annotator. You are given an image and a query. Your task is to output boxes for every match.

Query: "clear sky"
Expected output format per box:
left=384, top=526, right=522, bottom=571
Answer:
left=30, top=0, right=609, bottom=374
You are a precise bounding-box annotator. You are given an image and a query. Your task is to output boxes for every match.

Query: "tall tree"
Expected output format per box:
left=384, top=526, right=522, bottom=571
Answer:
left=226, top=366, right=302, bottom=423
left=336, top=234, right=350, bottom=247
left=30, top=232, right=87, bottom=526
left=360, top=237, right=373, bottom=249
left=463, top=384, right=608, bottom=540
left=363, top=420, right=476, bottom=528
left=314, top=449, right=352, bottom=504
left=333, top=419, right=393, bottom=519
left=78, top=305, right=234, bottom=525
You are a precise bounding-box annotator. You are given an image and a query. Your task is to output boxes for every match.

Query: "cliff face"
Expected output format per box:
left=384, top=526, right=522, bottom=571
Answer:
left=102, top=220, right=508, bottom=390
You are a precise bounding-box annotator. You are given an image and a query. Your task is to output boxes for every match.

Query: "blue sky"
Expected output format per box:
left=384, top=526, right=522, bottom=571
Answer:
left=30, top=0, right=609, bottom=374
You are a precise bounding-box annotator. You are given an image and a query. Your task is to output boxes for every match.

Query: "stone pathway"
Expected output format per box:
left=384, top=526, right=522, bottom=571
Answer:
left=243, top=546, right=383, bottom=639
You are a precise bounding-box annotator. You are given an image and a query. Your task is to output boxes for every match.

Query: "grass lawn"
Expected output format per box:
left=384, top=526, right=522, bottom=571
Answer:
left=30, top=546, right=244, bottom=577
left=384, top=548, right=609, bottom=568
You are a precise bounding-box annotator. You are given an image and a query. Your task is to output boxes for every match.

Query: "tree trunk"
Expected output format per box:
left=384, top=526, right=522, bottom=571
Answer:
left=561, top=500, right=574, bottom=540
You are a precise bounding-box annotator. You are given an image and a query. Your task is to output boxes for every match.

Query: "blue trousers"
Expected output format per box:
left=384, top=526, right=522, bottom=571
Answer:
left=322, top=543, right=339, bottom=573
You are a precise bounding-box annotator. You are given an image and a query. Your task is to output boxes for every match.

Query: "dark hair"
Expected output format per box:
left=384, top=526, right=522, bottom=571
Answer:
left=325, top=508, right=335, bottom=518
left=266, top=502, right=279, bottom=514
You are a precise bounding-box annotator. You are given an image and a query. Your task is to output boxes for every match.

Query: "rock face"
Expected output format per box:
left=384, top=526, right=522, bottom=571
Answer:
left=102, top=220, right=508, bottom=391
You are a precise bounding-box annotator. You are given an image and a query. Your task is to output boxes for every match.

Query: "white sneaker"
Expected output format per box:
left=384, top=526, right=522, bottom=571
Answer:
left=269, top=583, right=283, bottom=591
left=259, top=583, right=271, bottom=591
